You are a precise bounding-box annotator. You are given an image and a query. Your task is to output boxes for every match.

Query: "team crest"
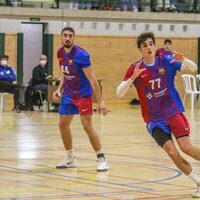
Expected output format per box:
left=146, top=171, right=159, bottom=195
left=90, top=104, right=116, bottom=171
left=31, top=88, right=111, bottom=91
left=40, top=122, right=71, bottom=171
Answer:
left=69, top=59, right=73, bottom=65
left=158, top=67, right=165, bottom=75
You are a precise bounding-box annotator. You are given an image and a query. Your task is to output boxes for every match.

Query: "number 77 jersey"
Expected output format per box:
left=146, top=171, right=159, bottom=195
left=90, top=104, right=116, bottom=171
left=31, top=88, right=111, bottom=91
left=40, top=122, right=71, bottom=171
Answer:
left=124, top=56, right=184, bottom=122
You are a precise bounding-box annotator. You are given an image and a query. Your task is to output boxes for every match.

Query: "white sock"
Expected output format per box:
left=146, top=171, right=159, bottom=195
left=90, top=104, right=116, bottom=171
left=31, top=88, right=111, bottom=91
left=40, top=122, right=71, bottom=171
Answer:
left=66, top=150, right=74, bottom=157
left=96, top=149, right=103, bottom=155
left=188, top=170, right=200, bottom=185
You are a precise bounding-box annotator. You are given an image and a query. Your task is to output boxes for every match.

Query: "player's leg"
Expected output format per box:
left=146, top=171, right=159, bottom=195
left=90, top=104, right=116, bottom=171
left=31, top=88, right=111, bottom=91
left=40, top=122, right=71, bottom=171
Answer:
left=165, top=137, right=200, bottom=198
left=74, top=96, right=109, bottom=171
left=169, top=113, right=200, bottom=160
left=152, top=127, right=200, bottom=198
left=80, top=114, right=109, bottom=171
left=152, top=127, right=192, bottom=174
left=56, top=103, right=78, bottom=169
left=177, top=136, right=200, bottom=161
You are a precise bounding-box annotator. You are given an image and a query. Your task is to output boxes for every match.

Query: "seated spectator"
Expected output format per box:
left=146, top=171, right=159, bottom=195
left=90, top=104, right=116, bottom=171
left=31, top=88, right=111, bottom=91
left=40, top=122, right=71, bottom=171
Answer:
left=24, top=55, right=52, bottom=111
left=155, top=0, right=177, bottom=12
left=156, top=39, right=174, bottom=57
left=120, top=0, right=138, bottom=12
left=0, top=55, right=22, bottom=113
left=32, top=54, right=52, bottom=99
left=190, top=0, right=200, bottom=13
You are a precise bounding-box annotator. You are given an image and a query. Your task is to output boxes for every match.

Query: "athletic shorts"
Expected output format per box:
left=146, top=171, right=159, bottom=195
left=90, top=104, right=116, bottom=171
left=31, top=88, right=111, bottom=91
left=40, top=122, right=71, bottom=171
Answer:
left=59, top=96, right=93, bottom=115
left=146, top=113, right=190, bottom=139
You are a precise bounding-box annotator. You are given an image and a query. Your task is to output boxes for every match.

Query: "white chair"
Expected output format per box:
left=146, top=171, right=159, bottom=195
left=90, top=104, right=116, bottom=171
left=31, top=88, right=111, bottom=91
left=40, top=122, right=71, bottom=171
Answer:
left=196, top=74, right=200, bottom=90
left=181, top=74, right=200, bottom=109
left=0, top=92, right=8, bottom=112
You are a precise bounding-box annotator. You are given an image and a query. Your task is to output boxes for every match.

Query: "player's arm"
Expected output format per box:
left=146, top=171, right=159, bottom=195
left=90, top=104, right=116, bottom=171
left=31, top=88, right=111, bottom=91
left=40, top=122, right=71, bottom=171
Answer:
left=116, top=60, right=145, bottom=97
left=53, top=68, right=64, bottom=100
left=171, top=52, right=197, bottom=72
left=116, top=79, right=134, bottom=97
left=83, top=66, right=109, bottom=115
left=181, top=59, right=197, bottom=72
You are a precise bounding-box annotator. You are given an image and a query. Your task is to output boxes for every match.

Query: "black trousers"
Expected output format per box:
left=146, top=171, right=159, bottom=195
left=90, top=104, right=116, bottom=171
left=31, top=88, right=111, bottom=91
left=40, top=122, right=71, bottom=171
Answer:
left=0, top=80, right=21, bottom=108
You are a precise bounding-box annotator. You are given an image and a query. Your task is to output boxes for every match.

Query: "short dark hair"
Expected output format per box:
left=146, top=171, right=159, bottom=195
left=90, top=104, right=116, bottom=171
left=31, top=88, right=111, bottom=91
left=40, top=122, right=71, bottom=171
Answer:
left=137, top=32, right=155, bottom=48
left=164, top=39, right=172, bottom=44
left=0, top=54, right=9, bottom=60
left=61, top=27, right=75, bottom=35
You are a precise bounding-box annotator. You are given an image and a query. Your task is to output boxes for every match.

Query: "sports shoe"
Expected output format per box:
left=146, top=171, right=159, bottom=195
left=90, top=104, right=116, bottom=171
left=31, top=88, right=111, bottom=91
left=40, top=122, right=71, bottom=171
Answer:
left=56, top=156, right=77, bottom=169
left=96, top=157, right=109, bottom=172
left=11, top=106, right=21, bottom=113
left=192, top=185, right=200, bottom=198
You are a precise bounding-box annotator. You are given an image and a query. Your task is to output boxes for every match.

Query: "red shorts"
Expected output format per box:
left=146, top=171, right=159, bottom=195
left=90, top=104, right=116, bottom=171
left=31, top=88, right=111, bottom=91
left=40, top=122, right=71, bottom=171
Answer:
left=72, top=96, right=93, bottom=115
left=59, top=96, right=93, bottom=115
left=166, top=113, right=190, bottom=138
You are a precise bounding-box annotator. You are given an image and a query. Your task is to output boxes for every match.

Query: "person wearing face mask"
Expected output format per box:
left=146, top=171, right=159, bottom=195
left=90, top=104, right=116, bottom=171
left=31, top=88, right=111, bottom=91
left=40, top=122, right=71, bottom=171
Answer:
left=0, top=54, right=21, bottom=113
left=32, top=55, right=52, bottom=102
left=24, top=55, right=52, bottom=111
left=32, top=54, right=52, bottom=94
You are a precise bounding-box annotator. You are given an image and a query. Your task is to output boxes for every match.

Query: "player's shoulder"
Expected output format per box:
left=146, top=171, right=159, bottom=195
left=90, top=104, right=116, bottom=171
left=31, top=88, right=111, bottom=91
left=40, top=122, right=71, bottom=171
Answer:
left=75, top=45, right=89, bottom=57
left=74, top=45, right=90, bottom=61
left=57, top=46, right=65, bottom=58
left=131, top=59, right=145, bottom=69
left=126, top=60, right=142, bottom=73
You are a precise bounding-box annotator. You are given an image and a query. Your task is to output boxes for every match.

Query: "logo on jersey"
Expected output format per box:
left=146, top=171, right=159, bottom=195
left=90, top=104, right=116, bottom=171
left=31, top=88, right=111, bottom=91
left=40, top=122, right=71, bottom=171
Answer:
left=146, top=93, right=153, bottom=99
left=61, top=65, right=69, bottom=75
left=61, top=65, right=75, bottom=80
left=68, top=59, right=73, bottom=65
left=158, top=67, right=165, bottom=75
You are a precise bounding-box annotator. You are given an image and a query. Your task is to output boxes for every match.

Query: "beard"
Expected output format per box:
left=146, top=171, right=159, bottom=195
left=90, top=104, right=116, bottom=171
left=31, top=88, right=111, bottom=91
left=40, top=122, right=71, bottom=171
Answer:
left=63, top=42, right=73, bottom=49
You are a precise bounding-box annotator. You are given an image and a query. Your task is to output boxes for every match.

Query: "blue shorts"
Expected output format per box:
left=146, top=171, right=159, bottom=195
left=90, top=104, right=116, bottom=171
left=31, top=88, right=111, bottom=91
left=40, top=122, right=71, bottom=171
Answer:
left=59, top=96, right=93, bottom=115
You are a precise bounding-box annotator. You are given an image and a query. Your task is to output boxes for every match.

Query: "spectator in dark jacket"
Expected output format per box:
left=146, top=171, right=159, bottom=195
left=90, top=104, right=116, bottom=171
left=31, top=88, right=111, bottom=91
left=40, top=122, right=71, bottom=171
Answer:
left=32, top=54, right=52, bottom=99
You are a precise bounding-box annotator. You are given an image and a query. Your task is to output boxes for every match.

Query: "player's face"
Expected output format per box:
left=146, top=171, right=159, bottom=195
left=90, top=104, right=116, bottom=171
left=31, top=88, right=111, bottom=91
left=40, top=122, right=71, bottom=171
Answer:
left=139, top=38, right=156, bottom=59
left=61, top=30, right=75, bottom=49
left=164, top=42, right=171, bottom=51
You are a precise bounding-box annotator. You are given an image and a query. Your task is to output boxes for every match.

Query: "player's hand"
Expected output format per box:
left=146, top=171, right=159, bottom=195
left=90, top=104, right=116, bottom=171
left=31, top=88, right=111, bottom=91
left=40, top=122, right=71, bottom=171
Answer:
left=98, top=102, right=110, bottom=116
left=171, top=52, right=185, bottom=63
left=130, top=60, right=146, bottom=81
left=53, top=90, right=61, bottom=101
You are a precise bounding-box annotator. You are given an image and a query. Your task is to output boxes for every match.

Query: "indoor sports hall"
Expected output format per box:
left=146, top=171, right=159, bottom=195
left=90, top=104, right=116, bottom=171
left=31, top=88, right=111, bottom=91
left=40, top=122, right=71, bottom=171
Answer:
left=0, top=1, right=200, bottom=199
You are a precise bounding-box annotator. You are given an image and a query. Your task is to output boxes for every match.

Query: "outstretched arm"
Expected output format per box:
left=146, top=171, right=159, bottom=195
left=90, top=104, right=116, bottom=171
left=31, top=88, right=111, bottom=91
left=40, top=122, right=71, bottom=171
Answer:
left=181, top=59, right=197, bottom=72
left=171, top=52, right=197, bottom=72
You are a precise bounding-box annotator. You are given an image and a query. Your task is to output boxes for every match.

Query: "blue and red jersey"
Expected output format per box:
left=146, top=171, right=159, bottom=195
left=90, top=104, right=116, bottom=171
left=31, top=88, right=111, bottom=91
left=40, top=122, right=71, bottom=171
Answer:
left=156, top=48, right=174, bottom=58
left=57, top=45, right=92, bottom=104
left=123, top=56, right=184, bottom=122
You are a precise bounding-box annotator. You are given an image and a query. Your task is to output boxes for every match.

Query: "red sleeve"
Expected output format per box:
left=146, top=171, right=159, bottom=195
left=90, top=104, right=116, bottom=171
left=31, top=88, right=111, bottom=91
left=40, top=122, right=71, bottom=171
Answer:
left=123, top=64, right=135, bottom=81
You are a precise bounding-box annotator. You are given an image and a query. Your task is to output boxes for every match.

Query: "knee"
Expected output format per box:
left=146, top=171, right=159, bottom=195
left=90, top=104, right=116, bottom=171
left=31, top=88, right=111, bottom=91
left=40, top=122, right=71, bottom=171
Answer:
left=167, top=149, right=180, bottom=161
left=59, top=119, right=68, bottom=129
left=82, top=121, right=92, bottom=132
left=179, top=144, right=192, bottom=156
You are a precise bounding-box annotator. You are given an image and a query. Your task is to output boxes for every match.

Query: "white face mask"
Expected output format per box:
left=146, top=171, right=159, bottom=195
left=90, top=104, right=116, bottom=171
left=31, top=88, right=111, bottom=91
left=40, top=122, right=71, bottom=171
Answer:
left=1, top=60, right=7, bottom=66
left=40, top=60, right=47, bottom=66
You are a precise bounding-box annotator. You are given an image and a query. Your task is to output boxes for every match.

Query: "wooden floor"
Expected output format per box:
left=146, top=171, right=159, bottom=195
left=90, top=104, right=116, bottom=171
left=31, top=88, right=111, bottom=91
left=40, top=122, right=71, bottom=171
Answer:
left=0, top=103, right=200, bottom=200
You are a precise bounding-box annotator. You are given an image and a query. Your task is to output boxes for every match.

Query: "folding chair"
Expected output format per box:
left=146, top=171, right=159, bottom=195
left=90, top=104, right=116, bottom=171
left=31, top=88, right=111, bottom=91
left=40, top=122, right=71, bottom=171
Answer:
left=181, top=74, right=200, bottom=109
left=33, top=90, right=48, bottom=112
